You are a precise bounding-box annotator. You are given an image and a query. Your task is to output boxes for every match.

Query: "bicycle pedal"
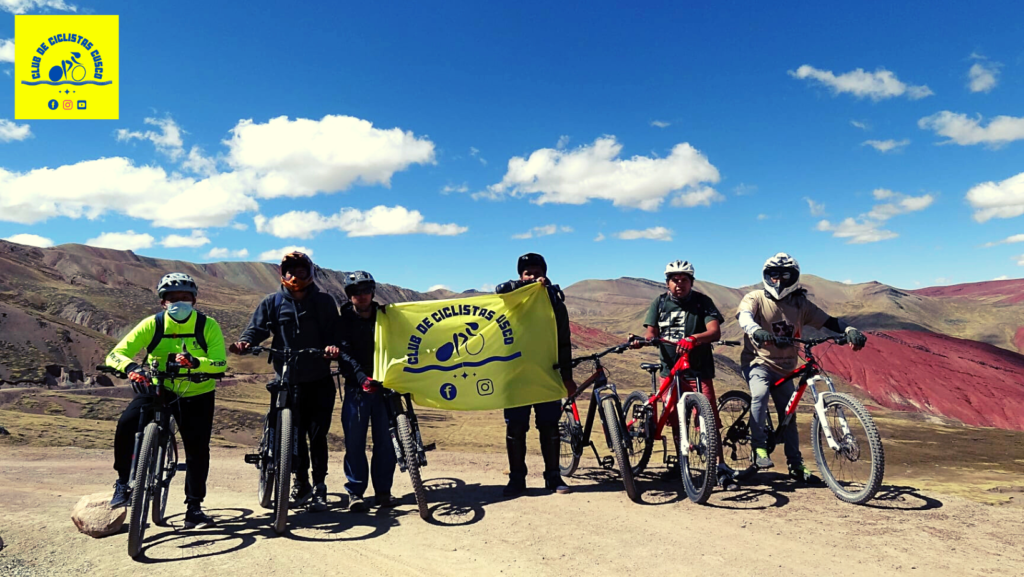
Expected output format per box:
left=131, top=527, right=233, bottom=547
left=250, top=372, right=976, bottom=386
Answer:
left=423, top=442, right=437, bottom=452
left=599, top=456, right=615, bottom=468
left=243, top=454, right=260, bottom=465
left=665, top=454, right=679, bottom=466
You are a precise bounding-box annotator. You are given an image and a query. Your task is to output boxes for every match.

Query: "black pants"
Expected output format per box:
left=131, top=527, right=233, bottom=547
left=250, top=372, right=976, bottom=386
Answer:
left=114, top=389, right=215, bottom=506
left=293, top=376, right=337, bottom=486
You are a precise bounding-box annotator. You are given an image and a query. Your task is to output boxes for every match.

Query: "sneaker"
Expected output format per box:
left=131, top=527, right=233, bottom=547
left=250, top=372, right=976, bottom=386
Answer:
left=109, top=479, right=130, bottom=508
left=754, top=448, right=774, bottom=470
left=375, top=493, right=397, bottom=508
left=502, top=479, right=527, bottom=497
left=310, top=483, right=328, bottom=512
left=290, top=480, right=313, bottom=509
left=183, top=506, right=216, bottom=529
left=789, top=463, right=822, bottom=485
left=717, top=464, right=739, bottom=491
left=544, top=473, right=571, bottom=495
left=348, top=493, right=370, bottom=512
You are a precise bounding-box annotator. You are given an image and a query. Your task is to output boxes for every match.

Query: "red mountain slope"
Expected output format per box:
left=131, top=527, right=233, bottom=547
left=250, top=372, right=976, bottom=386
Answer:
left=911, top=278, right=1024, bottom=304
left=820, top=330, right=1024, bottom=430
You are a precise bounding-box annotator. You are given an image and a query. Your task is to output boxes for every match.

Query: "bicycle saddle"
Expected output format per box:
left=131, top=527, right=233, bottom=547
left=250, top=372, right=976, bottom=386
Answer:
left=640, top=362, right=660, bottom=373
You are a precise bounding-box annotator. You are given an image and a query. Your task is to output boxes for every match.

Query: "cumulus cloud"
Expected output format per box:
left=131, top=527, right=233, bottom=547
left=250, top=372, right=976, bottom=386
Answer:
left=481, top=137, right=721, bottom=211
left=0, top=0, right=77, bottom=13
left=918, top=111, right=1024, bottom=147
left=511, top=224, right=573, bottom=239
left=966, top=172, right=1024, bottom=222
left=967, top=58, right=1001, bottom=93
left=117, top=117, right=186, bottom=160
left=0, top=119, right=32, bottom=142
left=863, top=139, right=910, bottom=153
left=1017, top=256, right=1024, bottom=267
left=0, top=38, right=13, bottom=63
left=805, top=198, right=826, bottom=217
left=258, top=246, right=312, bottom=262
left=993, top=275, right=1010, bottom=280
left=850, top=120, right=869, bottom=130
left=816, top=189, right=933, bottom=244
left=205, top=247, right=249, bottom=260
left=181, top=146, right=218, bottom=176
left=427, top=284, right=451, bottom=292
left=816, top=219, right=898, bottom=244
left=160, top=230, right=210, bottom=248
left=556, top=135, right=571, bottom=149
left=650, top=120, right=670, bottom=128
left=788, top=65, right=933, bottom=101
left=614, top=227, right=673, bottom=241
left=983, top=234, right=1024, bottom=247
left=842, top=280, right=854, bottom=285
left=441, top=183, right=469, bottom=194
left=2, top=233, right=53, bottom=247
left=86, top=230, right=155, bottom=251
left=255, top=205, right=467, bottom=240
left=224, top=115, right=435, bottom=198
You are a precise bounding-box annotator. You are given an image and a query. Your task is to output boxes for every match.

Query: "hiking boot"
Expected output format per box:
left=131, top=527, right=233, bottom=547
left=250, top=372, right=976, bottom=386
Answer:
left=503, top=478, right=527, bottom=497
left=375, top=493, right=397, bottom=508
left=754, top=448, right=774, bottom=470
left=543, top=472, right=571, bottom=495
left=348, top=493, right=370, bottom=512
left=290, top=480, right=313, bottom=509
left=109, top=479, right=130, bottom=508
left=717, top=463, right=739, bottom=491
left=310, top=483, right=328, bottom=512
left=789, top=463, right=822, bottom=485
left=183, top=506, right=216, bottom=529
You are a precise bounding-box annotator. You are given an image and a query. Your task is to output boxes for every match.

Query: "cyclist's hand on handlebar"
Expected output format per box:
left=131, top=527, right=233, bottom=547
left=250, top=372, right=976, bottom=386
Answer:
left=229, top=341, right=251, bottom=355
left=176, top=352, right=197, bottom=369
left=125, top=364, right=150, bottom=393
left=845, top=328, right=867, bottom=351
left=628, top=334, right=646, bottom=349
left=675, top=336, right=696, bottom=354
left=563, top=378, right=578, bottom=398
left=324, top=345, right=340, bottom=359
left=361, top=377, right=382, bottom=393
left=752, top=329, right=775, bottom=348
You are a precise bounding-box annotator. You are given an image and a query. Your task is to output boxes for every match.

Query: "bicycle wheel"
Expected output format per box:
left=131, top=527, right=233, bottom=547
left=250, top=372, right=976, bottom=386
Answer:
left=600, top=396, right=638, bottom=502
left=272, top=408, right=293, bottom=535
left=128, top=422, right=158, bottom=559
left=811, top=392, right=885, bottom=505
left=257, top=415, right=275, bottom=510
left=558, top=403, right=582, bottom=477
left=397, top=413, right=429, bottom=519
left=151, top=427, right=178, bottom=527
left=680, top=393, right=719, bottom=504
left=717, top=390, right=754, bottom=473
left=623, top=391, right=654, bottom=476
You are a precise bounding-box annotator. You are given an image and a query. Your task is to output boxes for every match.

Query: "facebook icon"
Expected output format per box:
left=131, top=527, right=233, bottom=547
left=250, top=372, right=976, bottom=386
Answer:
left=439, top=383, right=458, bottom=401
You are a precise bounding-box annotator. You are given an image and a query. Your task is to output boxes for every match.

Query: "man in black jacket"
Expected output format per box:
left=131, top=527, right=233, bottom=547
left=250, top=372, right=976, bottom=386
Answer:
left=230, top=252, right=370, bottom=512
left=496, top=253, right=577, bottom=497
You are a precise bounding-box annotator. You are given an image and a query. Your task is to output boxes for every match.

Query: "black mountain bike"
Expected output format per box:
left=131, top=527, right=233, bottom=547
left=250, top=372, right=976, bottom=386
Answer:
left=97, top=361, right=221, bottom=559
left=238, top=346, right=323, bottom=534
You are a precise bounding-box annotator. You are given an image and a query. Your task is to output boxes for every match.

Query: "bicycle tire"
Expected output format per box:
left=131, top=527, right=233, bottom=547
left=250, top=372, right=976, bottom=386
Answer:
left=680, top=394, right=718, bottom=504
left=558, top=403, right=582, bottom=477
left=601, top=396, right=639, bottom=502
left=272, top=408, right=293, bottom=535
left=128, top=422, right=158, bottom=559
left=257, top=416, right=275, bottom=510
left=811, top=392, right=885, bottom=505
left=151, top=429, right=178, bottom=527
left=717, top=390, right=754, bottom=474
left=623, top=391, right=654, bottom=476
left=397, top=413, right=429, bottom=519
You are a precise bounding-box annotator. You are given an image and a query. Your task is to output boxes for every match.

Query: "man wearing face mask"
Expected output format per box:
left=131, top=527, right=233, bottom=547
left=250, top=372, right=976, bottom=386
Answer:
left=105, top=273, right=227, bottom=529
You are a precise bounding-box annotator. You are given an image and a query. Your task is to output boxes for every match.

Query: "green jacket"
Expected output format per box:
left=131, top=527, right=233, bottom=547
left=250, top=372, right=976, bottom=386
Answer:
left=105, top=311, right=227, bottom=397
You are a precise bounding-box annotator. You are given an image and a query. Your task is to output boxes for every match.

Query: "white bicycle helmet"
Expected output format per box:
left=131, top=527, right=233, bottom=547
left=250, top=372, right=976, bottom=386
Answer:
left=157, top=272, right=198, bottom=298
left=344, top=270, right=376, bottom=296
left=762, top=253, right=801, bottom=300
left=664, top=260, right=695, bottom=279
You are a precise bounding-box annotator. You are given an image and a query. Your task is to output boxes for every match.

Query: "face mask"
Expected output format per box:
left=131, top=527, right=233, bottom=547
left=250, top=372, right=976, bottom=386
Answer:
left=166, top=301, right=194, bottom=322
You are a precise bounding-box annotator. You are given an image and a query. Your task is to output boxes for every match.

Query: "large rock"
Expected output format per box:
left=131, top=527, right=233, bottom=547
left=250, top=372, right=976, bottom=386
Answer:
left=71, top=492, right=126, bottom=538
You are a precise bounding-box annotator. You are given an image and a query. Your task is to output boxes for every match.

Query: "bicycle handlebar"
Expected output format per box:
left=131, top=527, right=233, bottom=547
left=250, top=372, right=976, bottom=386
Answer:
left=240, top=346, right=326, bottom=357
left=628, top=335, right=740, bottom=348
left=567, top=342, right=631, bottom=368
left=774, top=335, right=848, bottom=347
left=95, top=364, right=224, bottom=382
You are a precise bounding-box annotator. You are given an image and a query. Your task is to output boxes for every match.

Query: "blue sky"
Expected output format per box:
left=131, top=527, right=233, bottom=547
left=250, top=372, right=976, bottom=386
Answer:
left=2, top=0, right=1024, bottom=293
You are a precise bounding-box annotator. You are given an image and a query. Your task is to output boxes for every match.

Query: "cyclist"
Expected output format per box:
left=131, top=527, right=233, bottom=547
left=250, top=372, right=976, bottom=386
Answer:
left=106, top=273, right=227, bottom=529
left=337, top=271, right=395, bottom=512
left=737, top=253, right=868, bottom=483
left=629, top=260, right=736, bottom=490
left=496, top=253, right=577, bottom=497
left=230, top=251, right=370, bottom=512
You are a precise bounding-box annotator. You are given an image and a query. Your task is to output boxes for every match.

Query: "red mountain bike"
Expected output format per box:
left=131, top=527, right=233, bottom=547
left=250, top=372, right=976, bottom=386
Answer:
left=717, top=335, right=885, bottom=505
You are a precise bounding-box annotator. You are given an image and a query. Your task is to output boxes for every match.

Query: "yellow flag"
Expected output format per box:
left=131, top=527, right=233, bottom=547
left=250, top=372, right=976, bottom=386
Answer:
left=374, top=282, right=564, bottom=410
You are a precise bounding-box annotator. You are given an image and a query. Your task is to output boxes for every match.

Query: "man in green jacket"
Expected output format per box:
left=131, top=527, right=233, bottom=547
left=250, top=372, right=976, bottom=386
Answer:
left=105, top=273, right=227, bottom=529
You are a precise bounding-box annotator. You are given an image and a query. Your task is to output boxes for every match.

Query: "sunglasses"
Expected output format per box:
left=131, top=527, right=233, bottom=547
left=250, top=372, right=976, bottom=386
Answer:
left=767, top=270, right=793, bottom=281
left=348, top=286, right=374, bottom=296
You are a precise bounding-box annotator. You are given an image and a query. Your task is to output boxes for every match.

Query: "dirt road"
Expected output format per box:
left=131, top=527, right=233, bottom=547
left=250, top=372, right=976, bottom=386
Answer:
left=1, top=446, right=1022, bottom=577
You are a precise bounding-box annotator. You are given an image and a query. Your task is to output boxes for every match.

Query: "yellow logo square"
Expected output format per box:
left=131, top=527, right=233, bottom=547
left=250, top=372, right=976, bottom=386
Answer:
left=14, top=15, right=119, bottom=120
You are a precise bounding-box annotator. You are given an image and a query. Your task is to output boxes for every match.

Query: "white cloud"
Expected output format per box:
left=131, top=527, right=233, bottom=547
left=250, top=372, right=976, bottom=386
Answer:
left=918, top=111, right=1024, bottom=147
left=0, top=0, right=77, bottom=13
left=556, top=135, right=570, bottom=149
left=2, top=233, right=53, bottom=247
left=258, top=246, right=313, bottom=262
left=116, top=117, right=186, bottom=161
left=205, top=247, right=249, bottom=260
left=0, top=119, right=32, bottom=142
left=816, top=219, right=898, bottom=244
left=427, top=284, right=451, bottom=292
left=993, top=275, right=1010, bottom=280
left=863, top=139, right=910, bottom=153
left=468, top=146, right=487, bottom=166
left=86, top=230, right=155, bottom=251
left=160, top=230, right=210, bottom=248
left=789, top=65, right=933, bottom=101
left=757, top=214, right=769, bottom=220
left=865, top=192, right=934, bottom=221
left=230, top=222, right=248, bottom=231
left=614, top=227, right=673, bottom=241
left=0, top=38, right=13, bottom=63
left=511, top=224, right=573, bottom=240
left=594, top=233, right=605, bottom=242
left=983, top=234, right=1024, bottom=247
left=965, top=172, right=1024, bottom=222
left=816, top=190, right=933, bottom=244
left=1017, top=256, right=1024, bottom=267
left=850, top=120, right=869, bottom=130
left=255, top=205, right=468, bottom=240
left=804, top=197, right=826, bottom=216
left=733, top=183, right=758, bottom=196
left=934, top=277, right=953, bottom=284
left=181, top=146, right=218, bottom=176
left=224, top=115, right=435, bottom=198
left=482, top=136, right=721, bottom=211
left=441, top=183, right=469, bottom=194
left=841, top=279, right=853, bottom=284
left=478, top=283, right=496, bottom=292
left=650, top=120, right=670, bottom=128
left=967, top=60, right=1001, bottom=93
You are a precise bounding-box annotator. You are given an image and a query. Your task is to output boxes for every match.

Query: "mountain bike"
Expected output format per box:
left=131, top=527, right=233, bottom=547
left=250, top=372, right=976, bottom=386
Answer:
left=97, top=361, right=222, bottom=559
left=717, top=335, right=885, bottom=505
left=237, top=346, right=324, bottom=534
left=623, top=338, right=736, bottom=504
left=557, top=342, right=640, bottom=501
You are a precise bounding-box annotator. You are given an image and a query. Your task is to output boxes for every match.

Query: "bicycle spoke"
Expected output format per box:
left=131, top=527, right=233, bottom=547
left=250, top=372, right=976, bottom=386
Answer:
left=819, top=403, right=872, bottom=491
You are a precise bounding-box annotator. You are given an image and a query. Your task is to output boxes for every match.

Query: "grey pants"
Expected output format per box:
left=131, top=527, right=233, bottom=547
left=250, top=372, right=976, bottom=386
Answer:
left=744, top=364, right=803, bottom=467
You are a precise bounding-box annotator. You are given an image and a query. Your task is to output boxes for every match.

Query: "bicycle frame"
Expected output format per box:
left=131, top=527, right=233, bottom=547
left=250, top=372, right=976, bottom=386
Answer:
left=766, top=338, right=849, bottom=452
left=564, top=355, right=625, bottom=461
left=628, top=352, right=707, bottom=458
